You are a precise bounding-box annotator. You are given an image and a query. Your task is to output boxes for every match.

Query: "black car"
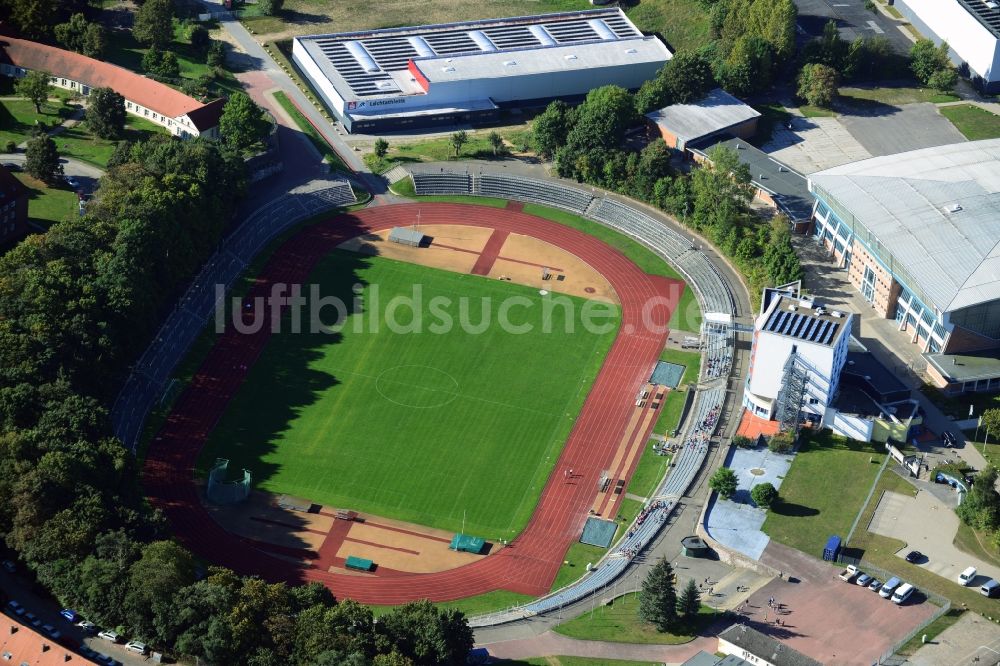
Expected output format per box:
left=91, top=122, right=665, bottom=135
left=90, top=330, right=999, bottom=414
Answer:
left=905, top=550, right=924, bottom=563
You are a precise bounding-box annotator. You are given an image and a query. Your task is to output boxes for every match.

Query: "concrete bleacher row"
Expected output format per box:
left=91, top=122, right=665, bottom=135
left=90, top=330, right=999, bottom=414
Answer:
left=477, top=173, right=593, bottom=213
left=411, top=171, right=594, bottom=214
left=469, top=385, right=727, bottom=628
left=704, top=329, right=733, bottom=381
left=111, top=181, right=356, bottom=451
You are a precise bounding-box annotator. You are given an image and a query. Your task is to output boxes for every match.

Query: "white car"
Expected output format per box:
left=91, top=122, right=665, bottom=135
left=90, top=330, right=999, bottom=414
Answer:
left=77, top=620, right=97, bottom=634
left=97, top=629, right=120, bottom=643
left=125, top=640, right=148, bottom=655
left=958, top=566, right=977, bottom=586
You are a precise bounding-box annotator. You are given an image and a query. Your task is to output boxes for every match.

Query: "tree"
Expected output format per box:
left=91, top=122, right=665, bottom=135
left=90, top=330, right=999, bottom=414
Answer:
left=449, top=130, right=468, bottom=157
left=927, top=67, right=958, bottom=93
left=54, top=13, right=89, bottom=53
left=910, top=39, right=951, bottom=85
left=488, top=131, right=504, bottom=156
left=639, top=557, right=677, bottom=631
left=677, top=578, right=701, bottom=619
left=956, top=466, right=1000, bottom=532
left=189, top=25, right=211, bottom=53
left=123, top=541, right=197, bottom=642
left=142, top=48, right=180, bottom=80
left=134, top=0, right=174, bottom=49
left=531, top=100, right=571, bottom=159
left=86, top=87, right=126, bottom=140
left=751, top=482, right=779, bottom=509
left=219, top=92, right=270, bottom=152
left=16, top=70, right=51, bottom=114
left=24, top=134, right=61, bottom=183
left=983, top=408, right=1000, bottom=443
left=207, top=41, right=226, bottom=67
left=379, top=601, right=473, bottom=665
left=709, top=467, right=738, bottom=500
left=7, top=0, right=58, bottom=39
left=797, top=63, right=839, bottom=108
left=732, top=435, right=755, bottom=449
left=663, top=51, right=715, bottom=105
left=373, top=138, right=389, bottom=159
left=718, top=35, right=774, bottom=96
left=258, top=0, right=285, bottom=15
left=83, top=23, right=108, bottom=58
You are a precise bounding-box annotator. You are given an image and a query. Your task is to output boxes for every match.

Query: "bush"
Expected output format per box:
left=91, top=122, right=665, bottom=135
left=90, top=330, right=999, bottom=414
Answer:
left=732, top=435, right=755, bottom=449
left=709, top=467, right=738, bottom=500
left=4, top=141, right=16, bottom=153
left=751, top=482, right=779, bottom=509
left=768, top=431, right=795, bottom=454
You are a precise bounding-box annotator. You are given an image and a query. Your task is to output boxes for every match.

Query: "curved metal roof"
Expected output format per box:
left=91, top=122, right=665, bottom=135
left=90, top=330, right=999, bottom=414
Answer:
left=809, top=138, right=1000, bottom=313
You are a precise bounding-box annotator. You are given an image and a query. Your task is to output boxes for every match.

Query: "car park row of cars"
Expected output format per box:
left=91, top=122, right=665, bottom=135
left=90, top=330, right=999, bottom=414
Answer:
left=840, top=564, right=917, bottom=605
left=4, top=595, right=148, bottom=665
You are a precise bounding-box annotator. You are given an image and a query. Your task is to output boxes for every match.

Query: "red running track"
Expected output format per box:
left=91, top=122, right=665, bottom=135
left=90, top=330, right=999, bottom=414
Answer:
left=143, top=203, right=678, bottom=604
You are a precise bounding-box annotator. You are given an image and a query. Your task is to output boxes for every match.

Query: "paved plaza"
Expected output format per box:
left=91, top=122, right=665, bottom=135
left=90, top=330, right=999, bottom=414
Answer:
left=908, top=612, right=1000, bottom=666
left=763, top=115, right=872, bottom=174
left=838, top=102, right=967, bottom=157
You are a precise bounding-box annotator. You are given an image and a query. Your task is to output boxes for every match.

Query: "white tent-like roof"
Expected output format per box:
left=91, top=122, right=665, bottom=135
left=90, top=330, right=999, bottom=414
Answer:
left=809, top=139, right=1000, bottom=314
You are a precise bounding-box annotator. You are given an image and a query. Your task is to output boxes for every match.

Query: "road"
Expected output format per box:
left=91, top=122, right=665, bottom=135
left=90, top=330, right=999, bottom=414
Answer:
left=0, top=152, right=104, bottom=193
left=793, top=0, right=913, bottom=53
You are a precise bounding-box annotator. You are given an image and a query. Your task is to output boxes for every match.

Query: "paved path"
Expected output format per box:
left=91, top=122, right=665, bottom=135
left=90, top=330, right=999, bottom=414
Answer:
left=481, top=630, right=717, bottom=663
left=907, top=611, right=1000, bottom=666
left=0, top=152, right=104, bottom=180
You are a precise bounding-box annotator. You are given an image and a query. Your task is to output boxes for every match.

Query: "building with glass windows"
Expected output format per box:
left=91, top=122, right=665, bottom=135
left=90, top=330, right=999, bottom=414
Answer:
left=808, top=140, right=1000, bottom=394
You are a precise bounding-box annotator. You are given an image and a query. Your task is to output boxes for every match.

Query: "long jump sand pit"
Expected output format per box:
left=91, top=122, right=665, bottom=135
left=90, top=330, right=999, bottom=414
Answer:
left=208, top=491, right=490, bottom=575
left=338, top=224, right=617, bottom=304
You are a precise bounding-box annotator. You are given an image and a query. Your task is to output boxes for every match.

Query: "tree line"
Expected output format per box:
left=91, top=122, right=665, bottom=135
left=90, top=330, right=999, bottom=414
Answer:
left=531, top=85, right=802, bottom=307
left=0, top=131, right=473, bottom=663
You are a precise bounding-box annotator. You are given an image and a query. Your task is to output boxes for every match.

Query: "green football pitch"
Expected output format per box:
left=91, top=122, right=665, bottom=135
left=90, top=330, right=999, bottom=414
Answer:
left=199, top=250, right=620, bottom=539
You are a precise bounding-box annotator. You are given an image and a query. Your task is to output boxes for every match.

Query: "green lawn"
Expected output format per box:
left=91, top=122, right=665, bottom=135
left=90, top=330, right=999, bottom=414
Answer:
left=550, top=541, right=612, bottom=592
left=272, top=90, right=347, bottom=171
left=554, top=595, right=718, bottom=644
left=52, top=116, right=165, bottom=168
left=895, top=609, right=964, bottom=656
left=0, top=98, right=76, bottom=148
left=199, top=253, right=620, bottom=539
left=954, top=521, right=1000, bottom=569
left=14, top=173, right=78, bottom=226
left=626, top=445, right=671, bottom=498
left=617, top=497, right=644, bottom=527
left=939, top=104, right=1000, bottom=140
left=381, top=129, right=532, bottom=164
left=799, top=105, right=838, bottom=118
left=839, top=86, right=959, bottom=106
left=762, top=431, right=885, bottom=556
left=370, top=589, right=535, bottom=618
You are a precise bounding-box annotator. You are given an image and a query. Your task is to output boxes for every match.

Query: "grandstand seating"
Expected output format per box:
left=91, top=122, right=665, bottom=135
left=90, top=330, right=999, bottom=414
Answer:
left=703, top=324, right=734, bottom=381
left=476, top=173, right=593, bottom=213
left=412, top=172, right=472, bottom=195
left=111, top=181, right=357, bottom=451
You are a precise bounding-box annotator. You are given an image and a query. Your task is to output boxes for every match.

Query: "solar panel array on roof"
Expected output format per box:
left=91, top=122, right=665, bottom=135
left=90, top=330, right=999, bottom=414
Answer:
left=763, top=307, right=841, bottom=345
left=299, top=8, right=642, bottom=97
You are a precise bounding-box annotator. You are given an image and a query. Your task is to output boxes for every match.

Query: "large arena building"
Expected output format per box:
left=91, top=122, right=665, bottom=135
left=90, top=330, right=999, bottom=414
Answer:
left=809, top=140, right=1000, bottom=394
left=291, top=9, right=671, bottom=133
left=893, top=0, right=1000, bottom=93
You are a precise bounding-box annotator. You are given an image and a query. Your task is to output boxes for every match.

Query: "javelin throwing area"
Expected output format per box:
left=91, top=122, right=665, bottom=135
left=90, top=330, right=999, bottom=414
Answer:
left=144, top=203, right=680, bottom=604
left=197, top=252, right=620, bottom=539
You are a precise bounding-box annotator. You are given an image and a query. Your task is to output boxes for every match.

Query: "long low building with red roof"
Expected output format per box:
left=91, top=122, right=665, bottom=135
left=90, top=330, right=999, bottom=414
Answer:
left=0, top=32, right=224, bottom=139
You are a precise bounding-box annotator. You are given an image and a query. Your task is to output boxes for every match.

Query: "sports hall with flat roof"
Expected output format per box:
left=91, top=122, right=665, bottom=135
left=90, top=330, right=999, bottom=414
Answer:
left=291, top=8, right=671, bottom=132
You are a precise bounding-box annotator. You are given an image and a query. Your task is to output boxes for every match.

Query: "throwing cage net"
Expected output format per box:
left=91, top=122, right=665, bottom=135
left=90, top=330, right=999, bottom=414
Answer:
left=206, top=458, right=251, bottom=505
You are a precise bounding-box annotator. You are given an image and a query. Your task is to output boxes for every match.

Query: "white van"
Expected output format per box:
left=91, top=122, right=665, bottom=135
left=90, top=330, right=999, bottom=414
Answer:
left=891, top=583, right=915, bottom=605
left=880, top=577, right=902, bottom=599
left=981, top=579, right=1000, bottom=598
left=958, top=566, right=977, bottom=586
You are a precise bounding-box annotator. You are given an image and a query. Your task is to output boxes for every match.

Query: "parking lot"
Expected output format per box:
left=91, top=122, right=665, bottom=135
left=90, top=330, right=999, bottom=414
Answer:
left=751, top=542, right=936, bottom=665
left=870, top=489, right=1000, bottom=587
left=837, top=103, right=967, bottom=157
left=1, top=565, right=151, bottom=666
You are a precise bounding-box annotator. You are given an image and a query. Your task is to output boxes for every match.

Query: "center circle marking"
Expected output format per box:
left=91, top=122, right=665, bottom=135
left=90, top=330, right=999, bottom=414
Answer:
left=375, top=364, right=460, bottom=409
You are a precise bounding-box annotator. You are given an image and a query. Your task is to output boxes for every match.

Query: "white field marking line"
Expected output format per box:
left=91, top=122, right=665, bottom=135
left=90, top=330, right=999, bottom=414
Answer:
left=867, top=20, right=884, bottom=33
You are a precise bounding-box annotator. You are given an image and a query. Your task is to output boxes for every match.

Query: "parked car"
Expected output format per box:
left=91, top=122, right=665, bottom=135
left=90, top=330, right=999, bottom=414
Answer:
left=41, top=624, right=61, bottom=641
left=856, top=573, right=872, bottom=587
left=5, top=600, right=25, bottom=616
left=59, top=609, right=77, bottom=622
left=78, top=643, right=97, bottom=659
left=880, top=577, right=902, bottom=599
left=24, top=612, right=42, bottom=628
left=839, top=564, right=859, bottom=582
left=97, top=629, right=120, bottom=643
left=64, top=176, right=80, bottom=189
left=892, top=583, right=916, bottom=605
left=125, top=640, right=148, bottom=655
left=1, top=560, right=15, bottom=573
left=905, top=550, right=923, bottom=563
left=868, top=578, right=882, bottom=592
left=981, top=579, right=1000, bottom=598
left=77, top=620, right=97, bottom=634
left=959, top=566, right=977, bottom=586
